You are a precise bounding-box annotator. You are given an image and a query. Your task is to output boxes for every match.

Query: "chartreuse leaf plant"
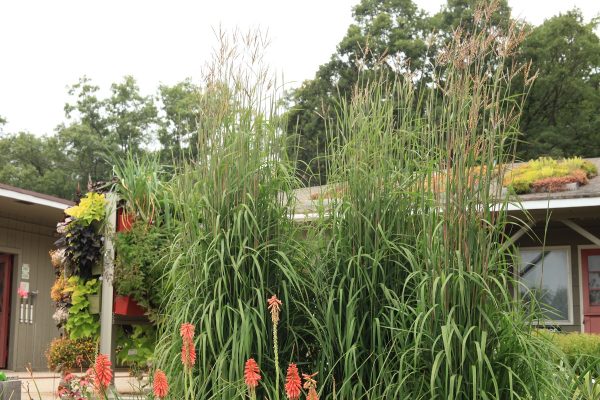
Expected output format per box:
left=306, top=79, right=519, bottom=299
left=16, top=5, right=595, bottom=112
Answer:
left=63, top=276, right=100, bottom=339
left=116, top=325, right=156, bottom=369
left=65, top=192, right=107, bottom=226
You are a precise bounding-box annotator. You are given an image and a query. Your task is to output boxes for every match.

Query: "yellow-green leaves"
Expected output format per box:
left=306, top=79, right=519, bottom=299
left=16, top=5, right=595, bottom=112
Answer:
left=65, top=192, right=107, bottom=226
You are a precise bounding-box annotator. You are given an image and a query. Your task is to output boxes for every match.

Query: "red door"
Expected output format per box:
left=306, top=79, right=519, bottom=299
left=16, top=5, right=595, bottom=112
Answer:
left=0, top=254, right=12, bottom=368
left=581, top=249, right=600, bottom=333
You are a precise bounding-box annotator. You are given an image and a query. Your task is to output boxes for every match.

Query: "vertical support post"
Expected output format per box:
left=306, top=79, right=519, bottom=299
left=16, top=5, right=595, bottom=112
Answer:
left=100, top=193, right=117, bottom=376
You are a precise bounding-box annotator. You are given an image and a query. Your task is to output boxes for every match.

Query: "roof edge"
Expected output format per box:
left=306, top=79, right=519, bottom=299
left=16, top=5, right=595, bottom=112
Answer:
left=506, top=196, right=600, bottom=212
left=0, top=183, right=74, bottom=210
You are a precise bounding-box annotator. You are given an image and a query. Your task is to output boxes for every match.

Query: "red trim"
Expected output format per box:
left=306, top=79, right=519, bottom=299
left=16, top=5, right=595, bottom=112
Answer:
left=0, top=254, right=13, bottom=368
left=581, top=248, right=600, bottom=333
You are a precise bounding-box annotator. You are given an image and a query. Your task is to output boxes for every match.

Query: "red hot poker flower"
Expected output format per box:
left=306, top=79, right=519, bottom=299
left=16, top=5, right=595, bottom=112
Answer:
left=181, top=340, right=196, bottom=368
left=93, top=354, right=113, bottom=391
left=303, top=372, right=319, bottom=400
left=153, top=369, right=169, bottom=399
left=244, top=358, right=261, bottom=389
left=284, top=363, right=302, bottom=400
left=267, top=295, right=283, bottom=324
left=180, top=322, right=197, bottom=368
left=180, top=322, right=195, bottom=342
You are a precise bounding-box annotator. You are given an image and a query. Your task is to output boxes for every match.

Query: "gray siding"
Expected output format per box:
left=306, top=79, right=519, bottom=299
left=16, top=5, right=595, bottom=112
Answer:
left=0, top=214, right=59, bottom=371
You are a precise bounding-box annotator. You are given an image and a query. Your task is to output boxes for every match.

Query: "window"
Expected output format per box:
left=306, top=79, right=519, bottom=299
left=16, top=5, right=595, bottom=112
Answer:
left=518, top=247, right=572, bottom=324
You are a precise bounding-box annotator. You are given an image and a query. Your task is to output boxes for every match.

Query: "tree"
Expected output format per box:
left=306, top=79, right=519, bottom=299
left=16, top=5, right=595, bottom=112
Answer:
left=105, top=76, right=157, bottom=154
left=0, top=132, right=73, bottom=199
left=157, top=79, right=201, bottom=161
left=57, top=75, right=157, bottom=187
left=285, top=0, right=511, bottom=184
left=516, top=11, right=600, bottom=159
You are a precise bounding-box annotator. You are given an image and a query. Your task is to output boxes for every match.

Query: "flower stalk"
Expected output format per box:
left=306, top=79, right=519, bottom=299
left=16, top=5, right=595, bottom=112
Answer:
left=268, top=294, right=282, bottom=399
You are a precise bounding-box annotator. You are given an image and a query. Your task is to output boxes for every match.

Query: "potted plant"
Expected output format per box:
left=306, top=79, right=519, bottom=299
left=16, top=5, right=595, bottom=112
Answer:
left=113, top=222, right=167, bottom=317
left=63, top=192, right=106, bottom=278
left=0, top=372, right=20, bottom=400
left=117, top=207, right=136, bottom=232
left=46, top=337, right=97, bottom=374
left=113, top=294, right=145, bottom=316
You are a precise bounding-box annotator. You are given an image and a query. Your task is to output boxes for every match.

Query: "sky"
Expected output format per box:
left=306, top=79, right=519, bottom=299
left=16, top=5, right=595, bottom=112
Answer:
left=0, top=0, right=599, bottom=137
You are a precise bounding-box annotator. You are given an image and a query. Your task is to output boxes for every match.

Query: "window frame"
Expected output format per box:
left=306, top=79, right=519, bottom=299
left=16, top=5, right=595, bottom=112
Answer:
left=516, top=246, right=574, bottom=326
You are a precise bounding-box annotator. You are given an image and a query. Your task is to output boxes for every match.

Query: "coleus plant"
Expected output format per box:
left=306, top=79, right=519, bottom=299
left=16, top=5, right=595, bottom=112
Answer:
left=65, top=223, right=103, bottom=279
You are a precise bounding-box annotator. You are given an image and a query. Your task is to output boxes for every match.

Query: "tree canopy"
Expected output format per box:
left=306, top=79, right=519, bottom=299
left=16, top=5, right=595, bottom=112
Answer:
left=515, top=11, right=600, bottom=159
left=1, top=0, right=599, bottom=196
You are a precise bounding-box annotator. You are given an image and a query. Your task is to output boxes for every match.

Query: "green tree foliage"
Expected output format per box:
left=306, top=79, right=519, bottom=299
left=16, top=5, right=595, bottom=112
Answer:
left=157, top=79, right=201, bottom=161
left=0, top=132, right=74, bottom=198
left=285, top=0, right=511, bottom=184
left=0, top=76, right=160, bottom=198
left=59, top=75, right=157, bottom=185
left=516, top=11, right=600, bottom=159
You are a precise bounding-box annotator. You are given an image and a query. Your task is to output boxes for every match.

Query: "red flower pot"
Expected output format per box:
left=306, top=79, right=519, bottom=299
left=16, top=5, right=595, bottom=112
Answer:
left=117, top=209, right=135, bottom=232
left=113, top=295, right=145, bottom=316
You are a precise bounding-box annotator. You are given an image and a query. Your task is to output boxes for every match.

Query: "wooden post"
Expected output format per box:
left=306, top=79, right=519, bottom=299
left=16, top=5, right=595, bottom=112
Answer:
left=100, top=192, right=117, bottom=384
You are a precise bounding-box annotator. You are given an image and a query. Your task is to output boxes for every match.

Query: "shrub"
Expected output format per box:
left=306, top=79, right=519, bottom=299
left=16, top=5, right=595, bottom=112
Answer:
left=115, top=325, right=156, bottom=369
left=548, top=332, right=600, bottom=369
left=46, top=337, right=97, bottom=372
left=113, top=222, right=168, bottom=315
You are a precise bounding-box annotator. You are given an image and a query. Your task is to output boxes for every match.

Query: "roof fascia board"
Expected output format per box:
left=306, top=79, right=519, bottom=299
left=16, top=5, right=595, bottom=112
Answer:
left=0, top=187, right=71, bottom=210
left=505, top=196, right=600, bottom=211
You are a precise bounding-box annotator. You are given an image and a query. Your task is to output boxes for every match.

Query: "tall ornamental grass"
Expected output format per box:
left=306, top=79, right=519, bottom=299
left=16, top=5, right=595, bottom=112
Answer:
left=148, top=31, right=312, bottom=400
left=113, top=4, right=586, bottom=399
left=304, top=3, right=570, bottom=399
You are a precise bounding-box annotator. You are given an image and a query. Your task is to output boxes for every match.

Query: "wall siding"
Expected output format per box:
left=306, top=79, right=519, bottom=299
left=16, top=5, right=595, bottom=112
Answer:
left=0, top=214, right=59, bottom=371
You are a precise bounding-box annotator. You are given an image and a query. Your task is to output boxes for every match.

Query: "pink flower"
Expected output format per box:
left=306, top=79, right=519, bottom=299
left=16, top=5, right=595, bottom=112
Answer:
left=17, top=288, right=28, bottom=298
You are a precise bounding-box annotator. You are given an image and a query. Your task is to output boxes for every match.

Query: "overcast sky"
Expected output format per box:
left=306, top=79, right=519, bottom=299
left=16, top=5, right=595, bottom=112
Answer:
left=1, top=0, right=599, bottom=136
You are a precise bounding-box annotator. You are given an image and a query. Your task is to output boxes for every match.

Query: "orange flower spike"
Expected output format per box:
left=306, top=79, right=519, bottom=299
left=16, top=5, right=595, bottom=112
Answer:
left=307, top=387, right=319, bottom=400
left=284, top=363, right=302, bottom=400
left=93, top=354, right=113, bottom=391
left=244, top=358, right=261, bottom=389
left=180, top=322, right=195, bottom=342
left=153, top=369, right=169, bottom=399
left=181, top=341, right=196, bottom=368
left=180, top=322, right=197, bottom=368
left=267, top=294, right=283, bottom=324
left=303, top=372, right=319, bottom=400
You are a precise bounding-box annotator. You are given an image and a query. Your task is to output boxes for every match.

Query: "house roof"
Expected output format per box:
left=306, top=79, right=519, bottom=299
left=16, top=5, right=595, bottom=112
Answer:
left=0, top=183, right=74, bottom=209
left=0, top=183, right=73, bottom=227
left=292, top=158, right=600, bottom=219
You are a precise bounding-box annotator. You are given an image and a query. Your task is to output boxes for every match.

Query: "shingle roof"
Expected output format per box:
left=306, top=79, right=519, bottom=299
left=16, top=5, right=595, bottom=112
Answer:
left=292, top=158, right=600, bottom=217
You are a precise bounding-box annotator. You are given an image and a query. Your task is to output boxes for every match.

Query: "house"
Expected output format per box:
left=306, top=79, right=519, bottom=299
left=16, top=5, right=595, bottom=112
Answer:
left=506, top=158, right=600, bottom=333
left=0, top=183, right=73, bottom=371
left=293, top=158, right=600, bottom=334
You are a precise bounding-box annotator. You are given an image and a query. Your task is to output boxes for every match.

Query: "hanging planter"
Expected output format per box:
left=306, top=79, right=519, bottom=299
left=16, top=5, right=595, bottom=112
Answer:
left=117, top=208, right=136, bottom=232
left=113, top=295, right=145, bottom=316
left=88, top=294, right=100, bottom=314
